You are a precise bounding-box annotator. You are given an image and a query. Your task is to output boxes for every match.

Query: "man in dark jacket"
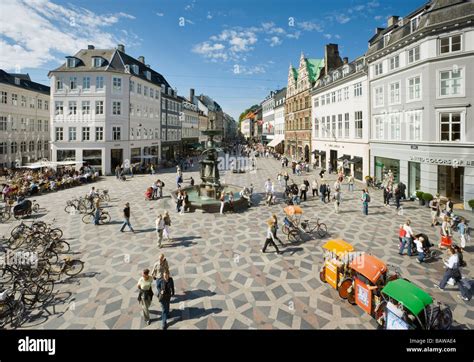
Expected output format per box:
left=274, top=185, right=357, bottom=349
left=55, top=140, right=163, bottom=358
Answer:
left=319, top=183, right=327, bottom=203
left=157, top=271, right=175, bottom=330
left=120, top=202, right=135, bottom=232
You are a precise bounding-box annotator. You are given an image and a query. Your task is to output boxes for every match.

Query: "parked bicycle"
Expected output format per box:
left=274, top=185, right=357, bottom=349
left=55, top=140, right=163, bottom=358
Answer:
left=82, top=209, right=111, bottom=224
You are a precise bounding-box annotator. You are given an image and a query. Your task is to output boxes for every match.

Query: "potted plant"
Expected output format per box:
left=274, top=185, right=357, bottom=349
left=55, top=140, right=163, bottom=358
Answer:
left=468, top=199, right=474, bottom=213
left=422, top=193, right=433, bottom=207
left=416, top=191, right=424, bottom=206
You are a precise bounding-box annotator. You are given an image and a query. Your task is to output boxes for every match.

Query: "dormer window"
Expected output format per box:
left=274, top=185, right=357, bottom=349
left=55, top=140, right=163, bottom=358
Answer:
left=333, top=71, right=339, bottom=80
left=67, top=58, right=77, bottom=68
left=92, top=57, right=103, bottom=68
left=14, top=77, right=20, bottom=85
left=410, top=14, right=421, bottom=33
left=132, top=64, right=139, bottom=74
left=145, top=70, right=151, bottom=80
left=383, top=33, right=391, bottom=47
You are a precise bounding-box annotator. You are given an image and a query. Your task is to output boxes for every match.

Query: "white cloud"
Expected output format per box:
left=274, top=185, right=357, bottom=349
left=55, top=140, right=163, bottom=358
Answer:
left=297, top=21, right=323, bottom=32
left=0, top=0, right=138, bottom=71
left=266, top=36, right=282, bottom=47
left=156, top=12, right=164, bottom=17
left=234, top=64, right=267, bottom=75
left=184, top=0, right=195, bottom=11
left=286, top=31, right=301, bottom=39
left=207, top=12, right=212, bottom=19
left=335, top=34, right=341, bottom=39
left=335, top=14, right=351, bottom=24
left=324, top=34, right=332, bottom=39
left=374, top=15, right=383, bottom=21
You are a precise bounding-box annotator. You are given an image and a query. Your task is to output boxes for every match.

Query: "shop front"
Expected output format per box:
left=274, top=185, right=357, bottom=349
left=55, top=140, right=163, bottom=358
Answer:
left=82, top=149, right=102, bottom=174
left=375, top=156, right=400, bottom=184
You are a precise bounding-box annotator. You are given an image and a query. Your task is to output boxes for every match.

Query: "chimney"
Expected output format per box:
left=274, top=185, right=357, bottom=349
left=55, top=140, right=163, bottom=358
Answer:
left=117, top=44, right=125, bottom=52
left=138, top=56, right=145, bottom=64
left=343, top=57, right=348, bottom=64
left=87, top=45, right=95, bottom=50
left=190, top=88, right=195, bottom=101
left=324, top=44, right=343, bottom=75
left=387, top=16, right=399, bottom=27
left=375, top=27, right=384, bottom=35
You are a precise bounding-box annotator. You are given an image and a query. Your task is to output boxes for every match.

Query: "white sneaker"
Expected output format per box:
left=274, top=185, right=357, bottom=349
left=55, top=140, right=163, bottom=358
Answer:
left=458, top=294, right=469, bottom=301
left=447, top=278, right=455, bottom=286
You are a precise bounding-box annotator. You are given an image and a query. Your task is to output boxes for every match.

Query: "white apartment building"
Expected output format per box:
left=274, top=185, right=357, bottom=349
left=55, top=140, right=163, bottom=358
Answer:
left=311, top=57, right=369, bottom=180
left=48, top=44, right=167, bottom=175
left=268, top=87, right=286, bottom=153
left=367, top=0, right=474, bottom=207
left=0, top=71, right=50, bottom=168
left=179, top=94, right=200, bottom=153
left=261, top=91, right=276, bottom=144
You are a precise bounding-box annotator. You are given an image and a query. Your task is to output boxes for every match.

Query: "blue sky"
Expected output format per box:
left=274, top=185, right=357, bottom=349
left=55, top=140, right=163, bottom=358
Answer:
left=0, top=0, right=426, bottom=119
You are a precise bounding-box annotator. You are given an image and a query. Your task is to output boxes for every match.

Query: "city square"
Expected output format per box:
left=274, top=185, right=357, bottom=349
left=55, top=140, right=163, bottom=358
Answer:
left=0, top=155, right=472, bottom=329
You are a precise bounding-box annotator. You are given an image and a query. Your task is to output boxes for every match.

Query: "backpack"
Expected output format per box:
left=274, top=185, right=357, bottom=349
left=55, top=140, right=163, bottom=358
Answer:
left=365, top=193, right=371, bottom=202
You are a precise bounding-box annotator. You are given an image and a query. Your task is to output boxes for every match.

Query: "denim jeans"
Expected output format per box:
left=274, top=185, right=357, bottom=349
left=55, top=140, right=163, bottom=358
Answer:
left=417, top=250, right=425, bottom=262
left=362, top=202, right=368, bottom=215
left=94, top=209, right=100, bottom=225
left=399, top=237, right=412, bottom=256
left=120, top=218, right=134, bottom=232
left=439, top=268, right=461, bottom=289
left=160, top=300, right=170, bottom=329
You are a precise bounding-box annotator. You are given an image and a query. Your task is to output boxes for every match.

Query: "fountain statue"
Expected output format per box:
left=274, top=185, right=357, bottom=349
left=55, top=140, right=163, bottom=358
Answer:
left=171, top=119, right=248, bottom=213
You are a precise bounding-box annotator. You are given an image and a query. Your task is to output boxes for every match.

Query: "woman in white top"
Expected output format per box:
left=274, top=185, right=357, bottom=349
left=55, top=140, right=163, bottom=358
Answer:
left=311, top=179, right=318, bottom=197
left=137, top=269, right=154, bottom=325
left=156, top=214, right=165, bottom=248
left=436, top=247, right=461, bottom=290
left=441, top=216, right=452, bottom=237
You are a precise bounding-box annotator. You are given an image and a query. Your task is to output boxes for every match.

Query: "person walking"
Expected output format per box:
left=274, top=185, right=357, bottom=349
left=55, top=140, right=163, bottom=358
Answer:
left=326, top=183, right=331, bottom=203
left=399, top=219, right=414, bottom=256
left=458, top=217, right=468, bottom=250
left=93, top=197, right=101, bottom=225
left=311, top=179, right=319, bottom=197
left=157, top=179, right=164, bottom=199
left=115, top=165, right=121, bottom=179
left=156, top=214, right=165, bottom=248
left=156, top=271, right=175, bottom=330
left=151, top=180, right=158, bottom=199
left=434, top=246, right=462, bottom=291
left=414, top=236, right=425, bottom=264
left=361, top=189, right=370, bottom=215
left=137, top=269, right=154, bottom=325
left=429, top=195, right=441, bottom=227
left=348, top=174, right=354, bottom=192
left=299, top=181, right=307, bottom=202
left=261, top=219, right=281, bottom=254
left=394, top=186, right=401, bottom=210
left=334, top=189, right=341, bottom=214
left=219, top=192, right=225, bottom=214
left=445, top=198, right=454, bottom=216
left=120, top=202, right=135, bottom=232
left=151, top=253, right=169, bottom=280
left=150, top=164, right=155, bottom=176
left=277, top=173, right=283, bottom=187
left=163, top=211, right=172, bottom=242
left=319, top=182, right=327, bottom=203
left=383, top=186, right=391, bottom=207
left=283, top=172, right=289, bottom=187
left=176, top=190, right=184, bottom=214
left=271, top=214, right=284, bottom=246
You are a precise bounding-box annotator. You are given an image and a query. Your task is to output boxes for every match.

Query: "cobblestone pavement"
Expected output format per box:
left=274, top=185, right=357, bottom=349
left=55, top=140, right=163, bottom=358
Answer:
left=1, top=157, right=472, bottom=329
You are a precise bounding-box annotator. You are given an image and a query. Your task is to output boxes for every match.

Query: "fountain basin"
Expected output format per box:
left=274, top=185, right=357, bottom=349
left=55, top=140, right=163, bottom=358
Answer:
left=171, top=184, right=248, bottom=213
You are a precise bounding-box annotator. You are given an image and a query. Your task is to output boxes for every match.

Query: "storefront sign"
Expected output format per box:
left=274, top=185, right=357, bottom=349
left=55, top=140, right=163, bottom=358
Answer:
left=410, top=145, right=418, bottom=150
left=409, top=156, right=474, bottom=167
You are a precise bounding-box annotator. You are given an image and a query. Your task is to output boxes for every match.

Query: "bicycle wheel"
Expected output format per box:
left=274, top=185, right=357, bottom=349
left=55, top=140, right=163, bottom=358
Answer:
left=78, top=203, right=87, bottom=214
left=40, top=249, right=59, bottom=265
left=82, top=213, right=93, bottom=224
left=304, top=221, right=318, bottom=234
left=53, top=240, right=70, bottom=254
left=32, top=204, right=40, bottom=213
left=281, top=224, right=290, bottom=235
left=11, top=224, right=26, bottom=237
left=49, top=228, right=63, bottom=240
left=64, top=204, right=75, bottom=214
left=0, top=267, right=14, bottom=284
left=34, top=280, right=54, bottom=303
left=288, top=230, right=300, bottom=243
left=100, top=212, right=111, bottom=224
left=64, top=260, right=84, bottom=276
left=8, top=235, right=25, bottom=249
left=0, top=211, right=10, bottom=222
left=317, top=223, right=328, bottom=238
left=11, top=301, right=26, bottom=328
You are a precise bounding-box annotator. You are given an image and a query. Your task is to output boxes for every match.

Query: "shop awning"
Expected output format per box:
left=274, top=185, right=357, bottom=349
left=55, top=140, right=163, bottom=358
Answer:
left=267, top=135, right=284, bottom=148
left=337, top=154, right=351, bottom=162
left=348, top=156, right=363, bottom=164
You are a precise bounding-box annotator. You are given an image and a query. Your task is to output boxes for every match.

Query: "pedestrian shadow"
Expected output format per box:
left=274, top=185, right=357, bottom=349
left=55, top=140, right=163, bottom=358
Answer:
left=172, top=289, right=216, bottom=303
left=135, top=227, right=156, bottom=233
left=463, top=245, right=474, bottom=253
left=163, top=239, right=198, bottom=248
left=167, top=307, right=223, bottom=327
left=282, top=246, right=304, bottom=255
left=107, top=221, right=123, bottom=225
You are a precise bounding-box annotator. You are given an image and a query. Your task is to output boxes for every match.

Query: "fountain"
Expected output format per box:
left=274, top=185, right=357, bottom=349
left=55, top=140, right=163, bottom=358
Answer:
left=172, top=120, right=247, bottom=213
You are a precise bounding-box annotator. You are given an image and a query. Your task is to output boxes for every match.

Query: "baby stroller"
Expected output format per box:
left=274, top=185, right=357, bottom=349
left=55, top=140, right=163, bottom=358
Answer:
left=144, top=187, right=153, bottom=201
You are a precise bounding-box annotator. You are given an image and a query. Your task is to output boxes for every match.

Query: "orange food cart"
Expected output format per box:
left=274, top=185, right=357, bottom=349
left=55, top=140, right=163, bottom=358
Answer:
left=320, top=239, right=356, bottom=299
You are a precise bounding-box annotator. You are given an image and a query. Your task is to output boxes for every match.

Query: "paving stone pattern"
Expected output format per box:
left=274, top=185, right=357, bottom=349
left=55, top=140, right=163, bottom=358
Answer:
left=1, top=157, right=472, bottom=329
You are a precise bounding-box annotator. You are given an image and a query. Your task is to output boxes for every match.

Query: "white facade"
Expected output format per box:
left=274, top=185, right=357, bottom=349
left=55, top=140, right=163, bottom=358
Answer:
left=181, top=100, right=199, bottom=140
left=240, top=118, right=252, bottom=139
left=311, top=58, right=369, bottom=180
left=49, top=48, right=163, bottom=175
left=367, top=6, right=474, bottom=207
left=261, top=94, right=275, bottom=142
left=0, top=75, right=50, bottom=168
